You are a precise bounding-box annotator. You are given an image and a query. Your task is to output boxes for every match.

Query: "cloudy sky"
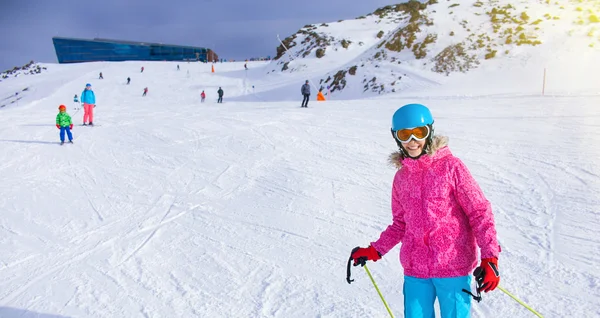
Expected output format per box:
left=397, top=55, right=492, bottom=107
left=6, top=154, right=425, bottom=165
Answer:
left=0, top=0, right=395, bottom=71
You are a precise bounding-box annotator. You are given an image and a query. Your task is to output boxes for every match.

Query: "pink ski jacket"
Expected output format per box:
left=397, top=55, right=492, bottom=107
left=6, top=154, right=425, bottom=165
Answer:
left=371, top=136, right=500, bottom=278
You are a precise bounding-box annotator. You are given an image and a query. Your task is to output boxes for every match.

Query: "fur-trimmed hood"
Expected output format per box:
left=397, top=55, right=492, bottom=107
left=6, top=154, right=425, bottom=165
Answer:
left=388, top=135, right=449, bottom=169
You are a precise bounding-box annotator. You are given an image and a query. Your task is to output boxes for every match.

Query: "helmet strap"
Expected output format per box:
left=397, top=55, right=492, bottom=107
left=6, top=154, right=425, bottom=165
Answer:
left=400, top=143, right=427, bottom=160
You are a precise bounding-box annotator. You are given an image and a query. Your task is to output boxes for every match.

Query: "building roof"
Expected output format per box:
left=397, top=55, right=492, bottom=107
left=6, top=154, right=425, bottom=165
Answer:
left=52, top=36, right=210, bottom=50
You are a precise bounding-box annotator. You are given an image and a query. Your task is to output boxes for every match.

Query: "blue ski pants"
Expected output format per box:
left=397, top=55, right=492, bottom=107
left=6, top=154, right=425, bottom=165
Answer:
left=403, top=275, right=472, bottom=318
left=60, top=126, right=73, bottom=142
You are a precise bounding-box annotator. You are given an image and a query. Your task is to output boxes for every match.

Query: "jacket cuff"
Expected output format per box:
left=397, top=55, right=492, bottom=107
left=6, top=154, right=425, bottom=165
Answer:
left=481, top=244, right=501, bottom=259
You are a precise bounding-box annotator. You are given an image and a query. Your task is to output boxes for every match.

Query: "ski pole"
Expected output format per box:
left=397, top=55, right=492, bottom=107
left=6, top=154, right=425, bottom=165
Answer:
left=498, top=286, right=543, bottom=318
left=347, top=248, right=394, bottom=317
left=463, top=267, right=543, bottom=318
left=363, top=264, right=395, bottom=318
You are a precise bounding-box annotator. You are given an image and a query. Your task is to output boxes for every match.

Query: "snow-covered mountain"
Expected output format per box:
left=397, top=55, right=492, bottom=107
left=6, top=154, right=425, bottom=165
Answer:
left=271, top=0, right=600, bottom=98
left=3, top=0, right=599, bottom=102
left=1, top=61, right=48, bottom=81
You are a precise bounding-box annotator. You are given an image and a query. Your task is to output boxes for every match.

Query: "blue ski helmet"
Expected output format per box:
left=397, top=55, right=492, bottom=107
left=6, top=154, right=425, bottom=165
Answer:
left=86, top=83, right=91, bottom=87
left=391, top=103, right=435, bottom=159
left=391, top=103, right=433, bottom=131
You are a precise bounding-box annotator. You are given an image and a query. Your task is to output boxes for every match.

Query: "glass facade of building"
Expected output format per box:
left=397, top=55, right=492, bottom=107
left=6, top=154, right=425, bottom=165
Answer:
left=52, top=37, right=218, bottom=64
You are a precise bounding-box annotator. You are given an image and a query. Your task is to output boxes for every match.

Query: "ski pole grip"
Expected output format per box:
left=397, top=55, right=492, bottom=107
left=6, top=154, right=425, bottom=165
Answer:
left=347, top=247, right=360, bottom=284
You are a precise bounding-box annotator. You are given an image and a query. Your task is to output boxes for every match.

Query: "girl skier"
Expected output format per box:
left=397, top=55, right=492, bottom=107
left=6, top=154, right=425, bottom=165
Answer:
left=81, top=83, right=96, bottom=126
left=350, top=103, right=501, bottom=318
left=201, top=90, right=206, bottom=103
left=56, top=105, right=73, bottom=145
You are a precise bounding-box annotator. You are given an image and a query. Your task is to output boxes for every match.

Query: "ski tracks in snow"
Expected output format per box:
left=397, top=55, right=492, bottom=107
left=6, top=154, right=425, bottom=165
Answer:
left=2, top=68, right=600, bottom=316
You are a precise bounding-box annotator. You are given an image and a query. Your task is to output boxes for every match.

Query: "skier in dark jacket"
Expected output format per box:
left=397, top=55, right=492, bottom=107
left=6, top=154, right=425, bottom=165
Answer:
left=217, top=87, right=224, bottom=103
left=301, top=80, right=310, bottom=108
left=127, top=77, right=131, bottom=85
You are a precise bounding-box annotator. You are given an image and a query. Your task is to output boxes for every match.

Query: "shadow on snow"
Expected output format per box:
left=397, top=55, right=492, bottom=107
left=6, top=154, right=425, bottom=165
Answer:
left=0, top=307, right=71, bottom=318
left=0, top=139, right=59, bottom=145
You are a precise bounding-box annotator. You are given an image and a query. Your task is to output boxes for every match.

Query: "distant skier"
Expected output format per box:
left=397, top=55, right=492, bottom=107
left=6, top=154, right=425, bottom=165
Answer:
left=217, top=87, right=224, bottom=103
left=201, top=90, right=206, bottom=103
left=81, top=83, right=96, bottom=126
left=73, top=94, right=79, bottom=110
left=301, top=80, right=310, bottom=108
left=244, top=63, right=248, bottom=70
left=317, top=88, right=326, bottom=101
left=177, top=65, right=180, bottom=71
left=141, top=66, right=144, bottom=73
left=349, top=103, right=501, bottom=318
left=143, top=87, right=148, bottom=97
left=127, top=77, right=131, bottom=85
left=99, top=72, right=103, bottom=79
left=56, top=105, right=73, bottom=145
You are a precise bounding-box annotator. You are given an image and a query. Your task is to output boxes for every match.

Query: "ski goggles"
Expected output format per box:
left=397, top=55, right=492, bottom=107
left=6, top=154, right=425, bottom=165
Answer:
left=394, top=125, right=430, bottom=143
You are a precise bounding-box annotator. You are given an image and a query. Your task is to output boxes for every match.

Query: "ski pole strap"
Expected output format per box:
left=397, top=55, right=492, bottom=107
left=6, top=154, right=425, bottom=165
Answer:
left=346, top=254, right=354, bottom=284
left=498, top=286, right=544, bottom=318
left=461, top=288, right=482, bottom=303
left=346, top=247, right=360, bottom=284
left=462, top=267, right=484, bottom=302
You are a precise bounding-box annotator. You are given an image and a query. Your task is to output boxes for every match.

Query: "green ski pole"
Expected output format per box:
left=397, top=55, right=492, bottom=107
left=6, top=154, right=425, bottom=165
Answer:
left=347, top=247, right=394, bottom=318
left=363, top=264, right=395, bottom=318
left=498, top=286, right=543, bottom=318
left=463, top=267, right=543, bottom=317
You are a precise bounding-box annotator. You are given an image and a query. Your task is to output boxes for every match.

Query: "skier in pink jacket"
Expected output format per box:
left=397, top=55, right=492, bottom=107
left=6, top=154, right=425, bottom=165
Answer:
left=350, top=103, right=501, bottom=318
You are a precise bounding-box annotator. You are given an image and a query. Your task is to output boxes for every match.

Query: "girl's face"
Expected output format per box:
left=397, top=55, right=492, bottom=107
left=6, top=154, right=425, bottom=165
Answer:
left=402, top=139, right=426, bottom=158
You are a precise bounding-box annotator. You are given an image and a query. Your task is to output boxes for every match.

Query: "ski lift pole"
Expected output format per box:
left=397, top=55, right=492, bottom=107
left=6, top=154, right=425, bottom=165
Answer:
left=363, top=264, right=395, bottom=318
left=276, top=34, right=321, bottom=93
left=497, top=286, right=544, bottom=318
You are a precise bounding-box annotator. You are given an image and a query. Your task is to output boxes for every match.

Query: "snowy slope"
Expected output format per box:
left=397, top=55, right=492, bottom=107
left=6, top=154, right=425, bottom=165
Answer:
left=1, top=58, right=600, bottom=318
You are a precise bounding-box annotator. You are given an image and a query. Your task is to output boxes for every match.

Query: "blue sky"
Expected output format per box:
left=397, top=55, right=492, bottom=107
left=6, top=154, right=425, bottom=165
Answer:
left=0, top=0, right=394, bottom=71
